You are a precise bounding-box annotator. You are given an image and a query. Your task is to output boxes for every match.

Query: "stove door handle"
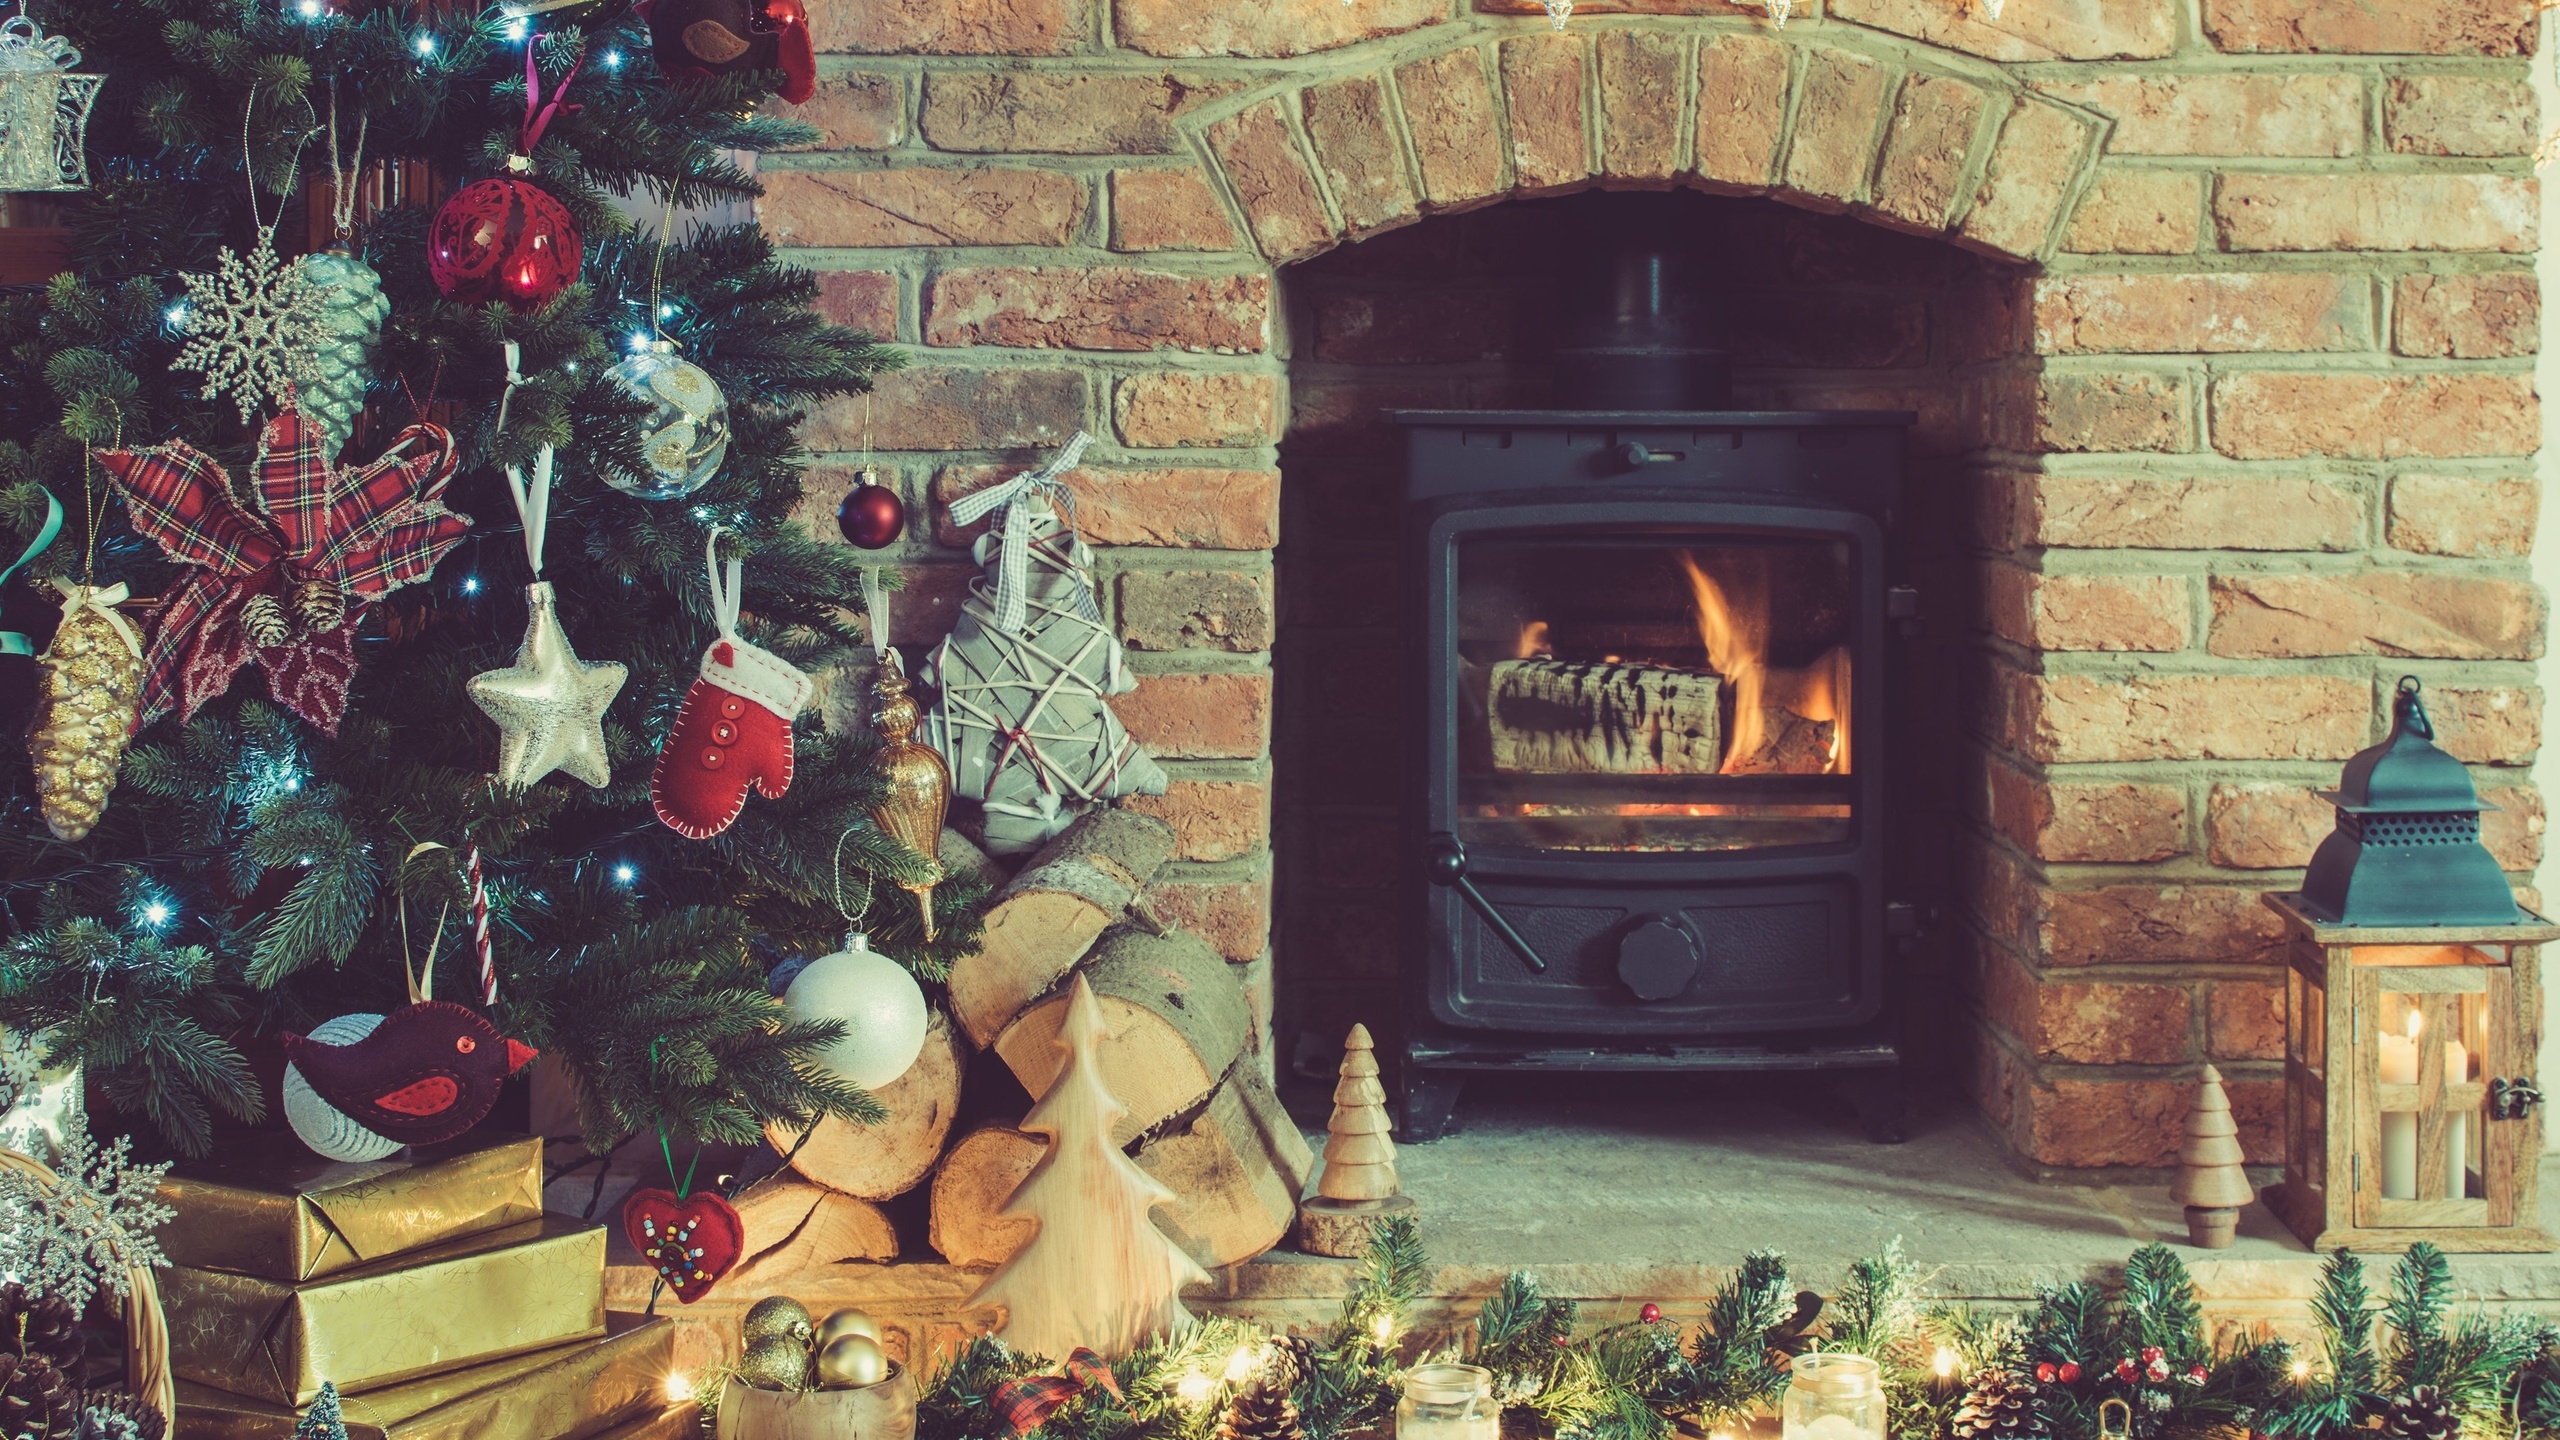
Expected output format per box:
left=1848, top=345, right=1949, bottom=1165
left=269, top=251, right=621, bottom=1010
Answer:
left=1425, top=833, right=1550, bottom=974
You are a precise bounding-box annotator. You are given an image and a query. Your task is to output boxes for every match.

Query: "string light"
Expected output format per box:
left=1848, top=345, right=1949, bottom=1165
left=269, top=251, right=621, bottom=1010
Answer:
left=666, top=1372, right=695, bottom=1403
left=1932, top=1348, right=1958, bottom=1379
left=1223, top=1345, right=1262, bottom=1383
left=2290, top=1360, right=2313, bottom=1382
left=614, top=863, right=637, bottom=884
left=415, top=33, right=437, bottom=55
left=138, top=900, right=172, bottom=929
left=461, top=575, right=482, bottom=596
left=163, top=303, right=189, bottom=328
left=1368, top=1313, right=1395, bottom=1344
left=1174, top=1371, right=1216, bottom=1408
left=628, top=331, right=651, bottom=352
left=504, top=15, right=530, bottom=40
left=297, top=0, right=325, bottom=17
left=603, top=49, right=623, bottom=69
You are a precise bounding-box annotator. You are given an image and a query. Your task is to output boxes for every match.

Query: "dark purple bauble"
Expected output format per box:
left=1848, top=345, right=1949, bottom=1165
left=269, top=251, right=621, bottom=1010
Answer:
left=837, top=480, right=906, bottom=549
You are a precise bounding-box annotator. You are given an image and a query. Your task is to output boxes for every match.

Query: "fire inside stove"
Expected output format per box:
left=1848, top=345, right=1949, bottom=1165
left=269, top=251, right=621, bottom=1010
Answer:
left=1455, top=531, right=1858, bottom=853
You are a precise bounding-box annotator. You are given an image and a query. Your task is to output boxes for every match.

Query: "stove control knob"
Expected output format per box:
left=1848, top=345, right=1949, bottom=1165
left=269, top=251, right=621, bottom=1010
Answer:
left=1618, top=917, right=1699, bottom=1003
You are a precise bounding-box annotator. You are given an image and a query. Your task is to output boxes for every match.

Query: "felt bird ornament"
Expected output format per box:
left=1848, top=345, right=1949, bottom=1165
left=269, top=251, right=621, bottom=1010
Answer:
left=279, top=1002, right=539, bottom=1147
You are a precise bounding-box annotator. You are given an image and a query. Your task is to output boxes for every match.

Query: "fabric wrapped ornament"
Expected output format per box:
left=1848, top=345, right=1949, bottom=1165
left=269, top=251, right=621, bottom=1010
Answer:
left=0, top=16, right=101, bottom=193
left=651, top=529, right=812, bottom=840
left=927, top=432, right=1165, bottom=855
left=635, top=0, right=815, bottom=104
left=428, top=48, right=583, bottom=311
left=29, top=580, right=144, bottom=842
left=622, top=1188, right=745, bottom=1304
left=95, top=407, right=471, bottom=737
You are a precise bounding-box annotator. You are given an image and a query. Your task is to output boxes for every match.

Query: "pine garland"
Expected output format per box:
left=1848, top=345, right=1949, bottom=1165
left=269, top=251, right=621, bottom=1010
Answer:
left=903, top=1230, right=2560, bottom=1440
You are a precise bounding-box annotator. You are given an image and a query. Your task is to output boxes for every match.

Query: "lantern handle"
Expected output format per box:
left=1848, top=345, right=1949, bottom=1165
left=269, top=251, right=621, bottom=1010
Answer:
left=2394, top=675, right=2434, bottom=739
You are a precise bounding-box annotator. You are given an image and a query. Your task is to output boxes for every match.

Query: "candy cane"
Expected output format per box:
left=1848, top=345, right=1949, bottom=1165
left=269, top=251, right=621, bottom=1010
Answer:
left=467, top=844, right=496, bottom=1006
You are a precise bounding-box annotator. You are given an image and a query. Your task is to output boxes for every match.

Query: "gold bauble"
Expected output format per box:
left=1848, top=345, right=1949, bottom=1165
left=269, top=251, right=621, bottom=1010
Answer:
left=814, top=1309, right=880, bottom=1350
left=738, top=1334, right=811, bottom=1392
left=815, top=1333, right=888, bottom=1389
left=742, top=1296, right=814, bottom=1348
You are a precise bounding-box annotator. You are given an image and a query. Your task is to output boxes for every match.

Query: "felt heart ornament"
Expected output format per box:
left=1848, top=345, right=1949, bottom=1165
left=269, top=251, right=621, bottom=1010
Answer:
left=622, top=1187, right=745, bottom=1304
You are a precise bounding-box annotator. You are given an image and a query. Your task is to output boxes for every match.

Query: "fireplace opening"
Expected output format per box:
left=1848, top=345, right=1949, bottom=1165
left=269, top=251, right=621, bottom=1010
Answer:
left=1273, top=187, right=2029, bottom=1143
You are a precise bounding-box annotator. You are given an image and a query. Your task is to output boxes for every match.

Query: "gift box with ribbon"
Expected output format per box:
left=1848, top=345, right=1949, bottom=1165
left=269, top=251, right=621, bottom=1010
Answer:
left=0, top=15, right=101, bottom=192
left=156, top=1128, right=545, bottom=1283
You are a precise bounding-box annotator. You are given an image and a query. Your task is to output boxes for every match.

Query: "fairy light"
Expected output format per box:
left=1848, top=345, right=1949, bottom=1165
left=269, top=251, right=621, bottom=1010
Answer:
left=1223, top=1345, right=1262, bottom=1383
left=504, top=15, right=530, bottom=40
left=461, top=574, right=482, bottom=596
left=2290, top=1360, right=2313, bottom=1382
left=297, top=0, right=325, bottom=17
left=138, top=900, right=172, bottom=929
left=164, top=303, right=189, bottom=328
left=1175, top=1371, right=1216, bottom=1408
left=603, top=49, right=623, bottom=69
left=414, top=33, right=437, bottom=55
left=1368, top=1313, right=1395, bottom=1344
left=614, top=863, right=637, bottom=884
left=629, top=331, right=652, bottom=352
left=666, top=1372, right=695, bottom=1403
left=1933, top=1348, right=1957, bottom=1379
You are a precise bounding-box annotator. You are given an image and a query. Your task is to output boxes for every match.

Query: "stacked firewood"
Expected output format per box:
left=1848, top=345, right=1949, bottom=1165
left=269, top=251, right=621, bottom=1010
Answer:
left=929, top=807, right=1314, bottom=1270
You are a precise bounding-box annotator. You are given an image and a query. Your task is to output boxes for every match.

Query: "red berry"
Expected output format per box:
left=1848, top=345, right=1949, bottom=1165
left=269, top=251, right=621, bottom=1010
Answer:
left=2187, top=1367, right=2208, bottom=1386
left=2059, top=1363, right=2081, bottom=1385
left=2036, top=1363, right=2057, bottom=1384
left=2114, top=1360, right=2137, bottom=1383
left=1640, top=1304, right=1663, bottom=1324
left=2141, top=1347, right=2164, bottom=1364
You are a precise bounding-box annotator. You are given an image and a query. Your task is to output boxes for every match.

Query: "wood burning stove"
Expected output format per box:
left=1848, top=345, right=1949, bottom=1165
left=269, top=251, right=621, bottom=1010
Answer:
left=1398, top=409, right=1916, bottom=1141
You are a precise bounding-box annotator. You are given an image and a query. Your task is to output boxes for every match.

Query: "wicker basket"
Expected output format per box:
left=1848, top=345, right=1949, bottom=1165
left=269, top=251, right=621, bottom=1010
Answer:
left=0, top=1146, right=174, bottom=1423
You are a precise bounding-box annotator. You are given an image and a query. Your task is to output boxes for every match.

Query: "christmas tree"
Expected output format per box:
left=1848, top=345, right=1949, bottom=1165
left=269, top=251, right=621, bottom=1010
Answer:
left=0, top=0, right=984, bottom=1158
left=968, top=973, right=1209, bottom=1359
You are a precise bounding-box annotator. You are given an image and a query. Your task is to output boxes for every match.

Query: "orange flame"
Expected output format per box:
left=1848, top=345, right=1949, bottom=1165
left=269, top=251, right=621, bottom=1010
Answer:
left=1677, top=550, right=1849, bottom=776
left=1515, top=620, right=1552, bottom=660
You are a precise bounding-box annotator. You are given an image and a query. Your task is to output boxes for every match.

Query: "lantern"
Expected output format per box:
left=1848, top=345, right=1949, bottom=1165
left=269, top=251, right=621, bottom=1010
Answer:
left=2263, top=678, right=2554, bottom=1252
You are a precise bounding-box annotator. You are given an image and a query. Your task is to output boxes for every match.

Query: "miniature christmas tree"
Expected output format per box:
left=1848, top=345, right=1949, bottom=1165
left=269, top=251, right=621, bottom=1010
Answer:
left=2170, top=1065, right=2254, bottom=1248
left=1320, top=1025, right=1397, bottom=1203
left=293, top=1382, right=348, bottom=1440
left=1296, top=1023, right=1417, bottom=1258
left=967, top=974, right=1208, bottom=1359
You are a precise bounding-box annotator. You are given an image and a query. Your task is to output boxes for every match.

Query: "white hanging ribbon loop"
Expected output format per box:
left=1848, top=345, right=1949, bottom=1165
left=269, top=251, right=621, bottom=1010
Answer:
left=943, top=430, right=1092, bottom=636
left=862, top=567, right=891, bottom=659
left=705, top=525, right=744, bottom=636
left=495, top=341, right=552, bottom=577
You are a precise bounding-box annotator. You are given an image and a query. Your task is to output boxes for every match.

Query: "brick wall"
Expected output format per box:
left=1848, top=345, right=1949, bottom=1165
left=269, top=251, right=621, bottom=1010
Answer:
left=777, top=0, right=2548, bottom=1169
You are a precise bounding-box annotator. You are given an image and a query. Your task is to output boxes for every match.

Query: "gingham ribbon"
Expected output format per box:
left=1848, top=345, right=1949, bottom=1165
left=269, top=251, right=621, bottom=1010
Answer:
left=944, top=431, right=1092, bottom=637
left=990, top=1349, right=1122, bottom=1437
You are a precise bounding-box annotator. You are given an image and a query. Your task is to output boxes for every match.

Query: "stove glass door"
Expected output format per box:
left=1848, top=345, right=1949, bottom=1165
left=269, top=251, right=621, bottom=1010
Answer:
left=1454, top=528, right=1858, bottom=854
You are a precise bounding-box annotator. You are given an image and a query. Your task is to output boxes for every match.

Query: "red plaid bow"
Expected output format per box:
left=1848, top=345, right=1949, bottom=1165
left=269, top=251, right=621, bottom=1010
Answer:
left=990, top=1349, right=1122, bottom=1436
left=96, top=407, right=470, bottom=736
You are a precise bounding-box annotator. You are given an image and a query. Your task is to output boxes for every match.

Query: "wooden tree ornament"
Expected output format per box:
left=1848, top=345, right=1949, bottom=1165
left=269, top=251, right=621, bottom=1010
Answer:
left=1296, top=1024, right=1418, bottom=1258
left=2171, top=1064, right=2255, bottom=1249
left=966, top=973, right=1209, bottom=1359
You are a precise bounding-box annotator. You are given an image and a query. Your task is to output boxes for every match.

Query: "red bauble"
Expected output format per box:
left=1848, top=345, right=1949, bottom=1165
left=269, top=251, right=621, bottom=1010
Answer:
left=622, top=1187, right=746, bottom=1304
left=428, top=176, right=584, bottom=310
left=1639, top=1303, right=1662, bottom=1324
left=837, top=477, right=906, bottom=549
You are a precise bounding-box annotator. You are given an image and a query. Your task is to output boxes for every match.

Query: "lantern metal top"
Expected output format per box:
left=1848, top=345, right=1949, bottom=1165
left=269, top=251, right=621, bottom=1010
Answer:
left=2295, top=676, right=2522, bottom=928
left=2321, top=676, right=2499, bottom=815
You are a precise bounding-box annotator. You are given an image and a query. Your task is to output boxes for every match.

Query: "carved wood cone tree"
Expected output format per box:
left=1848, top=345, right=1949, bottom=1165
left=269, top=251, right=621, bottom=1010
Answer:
left=2170, top=1063, right=2255, bottom=1249
left=967, top=973, right=1210, bottom=1359
left=1319, top=1025, right=1397, bottom=1202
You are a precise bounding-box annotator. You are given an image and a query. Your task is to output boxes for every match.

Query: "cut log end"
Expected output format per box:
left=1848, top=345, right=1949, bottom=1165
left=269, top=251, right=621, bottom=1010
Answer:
left=766, top=1007, right=964, bottom=1201
left=1296, top=1194, right=1418, bottom=1259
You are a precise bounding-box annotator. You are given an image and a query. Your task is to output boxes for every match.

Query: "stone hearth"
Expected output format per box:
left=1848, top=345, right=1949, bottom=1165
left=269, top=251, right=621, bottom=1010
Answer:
left=769, top=0, right=2548, bottom=1170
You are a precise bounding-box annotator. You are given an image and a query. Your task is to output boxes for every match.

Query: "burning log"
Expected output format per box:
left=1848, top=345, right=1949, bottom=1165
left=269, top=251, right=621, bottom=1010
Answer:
left=1487, top=659, right=1721, bottom=775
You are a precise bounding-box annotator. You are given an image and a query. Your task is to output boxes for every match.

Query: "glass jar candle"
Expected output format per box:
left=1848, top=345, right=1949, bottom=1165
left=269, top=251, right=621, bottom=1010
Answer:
left=1783, top=1354, right=1885, bottom=1440
left=1397, top=1364, right=1498, bottom=1440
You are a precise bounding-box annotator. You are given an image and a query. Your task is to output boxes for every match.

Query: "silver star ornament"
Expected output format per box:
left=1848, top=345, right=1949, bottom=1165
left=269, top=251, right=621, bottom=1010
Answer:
left=469, top=581, right=628, bottom=789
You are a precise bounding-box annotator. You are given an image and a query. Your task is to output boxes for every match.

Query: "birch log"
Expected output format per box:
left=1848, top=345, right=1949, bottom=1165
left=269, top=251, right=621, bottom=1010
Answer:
left=729, top=1178, right=899, bottom=1281
left=994, top=926, right=1248, bottom=1148
left=948, top=807, right=1177, bottom=1049
left=765, top=1007, right=965, bottom=1199
left=1488, top=660, right=1721, bottom=774
left=1137, top=1068, right=1316, bottom=1269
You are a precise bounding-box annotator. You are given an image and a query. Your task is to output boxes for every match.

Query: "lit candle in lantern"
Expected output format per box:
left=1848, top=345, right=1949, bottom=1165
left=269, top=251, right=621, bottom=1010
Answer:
left=2380, top=1011, right=2420, bottom=1200
left=2445, top=1031, right=2470, bottom=1197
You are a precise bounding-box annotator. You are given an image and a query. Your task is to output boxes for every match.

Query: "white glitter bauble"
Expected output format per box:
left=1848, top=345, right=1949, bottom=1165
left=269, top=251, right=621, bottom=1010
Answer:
left=604, top=342, right=729, bottom=500
left=283, top=1012, right=402, bottom=1162
left=783, top=936, right=928, bottom=1090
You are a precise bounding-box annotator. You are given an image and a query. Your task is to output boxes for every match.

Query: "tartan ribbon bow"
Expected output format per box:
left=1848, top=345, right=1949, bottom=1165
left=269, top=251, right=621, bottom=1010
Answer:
left=945, top=430, right=1092, bottom=637
left=96, top=406, right=471, bottom=736
left=989, top=1349, right=1122, bottom=1437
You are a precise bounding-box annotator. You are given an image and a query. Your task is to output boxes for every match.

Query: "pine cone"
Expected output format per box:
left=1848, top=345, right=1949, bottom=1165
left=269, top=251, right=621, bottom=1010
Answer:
left=28, top=592, right=145, bottom=843
left=1952, top=1370, right=2051, bottom=1440
left=1216, top=1338, right=1314, bottom=1440
left=2383, top=1387, right=2460, bottom=1440
left=294, top=250, right=387, bottom=461
left=290, top=578, right=345, bottom=635
left=0, top=1285, right=83, bottom=1373
left=0, top=1350, right=80, bottom=1439
left=75, top=1389, right=163, bottom=1440
left=241, top=593, right=293, bottom=650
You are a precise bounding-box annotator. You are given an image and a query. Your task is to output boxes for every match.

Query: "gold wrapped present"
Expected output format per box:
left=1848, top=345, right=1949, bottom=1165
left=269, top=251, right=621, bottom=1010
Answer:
left=159, top=1130, right=543, bottom=1283
left=160, top=1216, right=607, bottom=1406
left=174, top=1312, right=673, bottom=1440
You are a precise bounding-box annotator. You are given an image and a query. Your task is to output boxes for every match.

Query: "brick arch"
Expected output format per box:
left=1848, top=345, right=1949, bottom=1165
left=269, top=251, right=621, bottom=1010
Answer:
left=1178, top=22, right=2113, bottom=270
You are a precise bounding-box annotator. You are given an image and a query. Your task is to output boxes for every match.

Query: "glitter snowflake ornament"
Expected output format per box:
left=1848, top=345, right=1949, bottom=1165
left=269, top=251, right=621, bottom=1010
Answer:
left=0, top=1111, right=172, bottom=1314
left=171, top=228, right=329, bottom=425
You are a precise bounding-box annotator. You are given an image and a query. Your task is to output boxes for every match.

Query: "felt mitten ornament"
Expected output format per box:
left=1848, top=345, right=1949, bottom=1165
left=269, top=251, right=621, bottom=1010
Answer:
left=652, top=530, right=813, bottom=840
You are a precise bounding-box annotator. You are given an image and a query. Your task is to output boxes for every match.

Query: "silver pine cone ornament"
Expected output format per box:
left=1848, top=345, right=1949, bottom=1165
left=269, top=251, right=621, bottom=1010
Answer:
left=2384, top=1388, right=2459, bottom=1440
left=1953, top=1370, right=2052, bottom=1440
left=296, top=248, right=387, bottom=459
left=30, top=583, right=145, bottom=842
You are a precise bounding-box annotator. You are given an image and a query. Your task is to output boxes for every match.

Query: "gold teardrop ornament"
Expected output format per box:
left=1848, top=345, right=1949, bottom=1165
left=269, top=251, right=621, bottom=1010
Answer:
left=860, top=655, right=949, bottom=941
